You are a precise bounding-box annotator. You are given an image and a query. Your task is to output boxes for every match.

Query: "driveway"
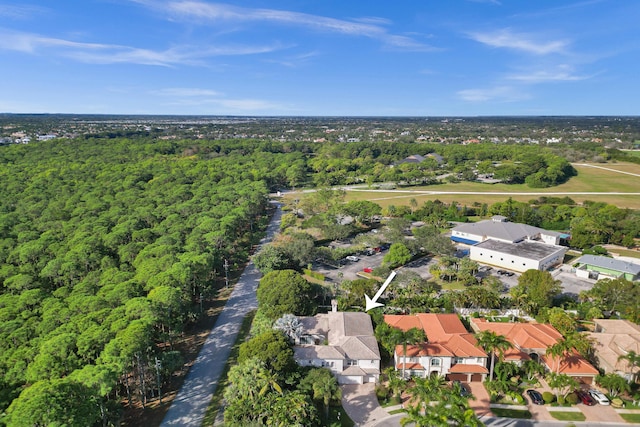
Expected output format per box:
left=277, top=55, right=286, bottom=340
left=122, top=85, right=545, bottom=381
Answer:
left=160, top=203, right=282, bottom=427
left=467, top=381, right=493, bottom=418
left=579, top=402, right=625, bottom=423
left=341, top=383, right=391, bottom=427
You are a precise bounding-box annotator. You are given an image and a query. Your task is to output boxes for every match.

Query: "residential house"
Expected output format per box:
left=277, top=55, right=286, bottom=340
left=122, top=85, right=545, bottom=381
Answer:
left=471, top=318, right=598, bottom=384
left=588, top=319, right=640, bottom=382
left=384, top=313, right=488, bottom=382
left=293, top=301, right=381, bottom=384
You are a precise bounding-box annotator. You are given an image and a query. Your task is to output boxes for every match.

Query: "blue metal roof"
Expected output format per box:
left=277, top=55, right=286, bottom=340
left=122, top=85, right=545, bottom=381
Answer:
left=450, top=236, right=480, bottom=245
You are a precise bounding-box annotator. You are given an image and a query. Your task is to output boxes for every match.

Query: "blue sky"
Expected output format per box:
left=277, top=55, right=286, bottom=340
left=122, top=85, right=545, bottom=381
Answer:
left=1, top=0, right=638, bottom=116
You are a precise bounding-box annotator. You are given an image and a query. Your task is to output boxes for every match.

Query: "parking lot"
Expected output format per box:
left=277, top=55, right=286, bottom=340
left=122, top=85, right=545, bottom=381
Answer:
left=313, top=239, right=600, bottom=301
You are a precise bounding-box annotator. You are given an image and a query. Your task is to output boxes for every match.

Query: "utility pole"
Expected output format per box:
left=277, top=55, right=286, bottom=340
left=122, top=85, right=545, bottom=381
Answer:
left=155, top=357, right=162, bottom=403
left=223, top=259, right=229, bottom=289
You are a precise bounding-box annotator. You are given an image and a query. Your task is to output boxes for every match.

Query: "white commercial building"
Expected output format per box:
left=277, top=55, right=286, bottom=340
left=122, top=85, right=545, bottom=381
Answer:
left=452, top=216, right=568, bottom=272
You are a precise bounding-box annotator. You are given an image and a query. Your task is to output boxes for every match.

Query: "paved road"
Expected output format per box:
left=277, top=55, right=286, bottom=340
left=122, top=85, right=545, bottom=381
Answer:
left=160, top=202, right=282, bottom=427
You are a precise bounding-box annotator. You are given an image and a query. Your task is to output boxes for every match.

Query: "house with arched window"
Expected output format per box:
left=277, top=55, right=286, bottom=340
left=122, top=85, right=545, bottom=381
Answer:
left=384, top=313, right=488, bottom=382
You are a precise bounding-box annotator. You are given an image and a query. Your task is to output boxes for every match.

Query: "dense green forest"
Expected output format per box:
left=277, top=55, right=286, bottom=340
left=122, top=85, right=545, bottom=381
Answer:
left=0, top=138, right=300, bottom=425
left=0, top=134, right=638, bottom=425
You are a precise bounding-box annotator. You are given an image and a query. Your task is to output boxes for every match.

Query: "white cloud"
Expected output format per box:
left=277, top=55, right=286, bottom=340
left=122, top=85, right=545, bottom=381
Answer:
left=152, top=86, right=285, bottom=112
left=469, top=28, right=568, bottom=55
left=152, top=88, right=221, bottom=97
left=0, top=28, right=283, bottom=66
left=0, top=4, right=47, bottom=19
left=155, top=1, right=435, bottom=51
left=457, top=85, right=529, bottom=102
left=507, top=65, right=591, bottom=83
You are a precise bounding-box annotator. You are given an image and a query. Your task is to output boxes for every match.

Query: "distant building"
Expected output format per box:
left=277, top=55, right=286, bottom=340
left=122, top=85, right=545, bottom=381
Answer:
left=573, top=254, right=640, bottom=282
left=398, top=154, right=426, bottom=164
left=396, top=153, right=443, bottom=166
left=470, top=239, right=567, bottom=273
left=451, top=216, right=565, bottom=246
left=293, top=302, right=380, bottom=384
left=452, top=216, right=568, bottom=272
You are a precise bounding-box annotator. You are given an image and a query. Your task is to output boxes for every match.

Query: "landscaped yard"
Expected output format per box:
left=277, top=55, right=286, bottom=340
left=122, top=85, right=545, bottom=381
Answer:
left=620, top=413, right=640, bottom=423
left=550, top=411, right=586, bottom=421
left=490, top=408, right=532, bottom=419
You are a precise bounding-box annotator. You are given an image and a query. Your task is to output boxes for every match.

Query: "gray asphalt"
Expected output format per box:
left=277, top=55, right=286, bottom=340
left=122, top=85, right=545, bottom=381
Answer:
left=160, top=202, right=282, bottom=427
left=374, top=414, right=632, bottom=427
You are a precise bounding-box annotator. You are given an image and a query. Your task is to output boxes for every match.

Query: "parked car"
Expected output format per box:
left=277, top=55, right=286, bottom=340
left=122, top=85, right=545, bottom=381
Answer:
left=588, top=389, right=610, bottom=405
left=363, top=267, right=373, bottom=273
left=453, top=380, right=470, bottom=397
left=526, top=389, right=544, bottom=405
left=345, top=255, right=360, bottom=262
left=576, top=390, right=596, bottom=406
left=497, top=269, right=507, bottom=275
left=364, top=248, right=376, bottom=256
left=505, top=271, right=515, bottom=276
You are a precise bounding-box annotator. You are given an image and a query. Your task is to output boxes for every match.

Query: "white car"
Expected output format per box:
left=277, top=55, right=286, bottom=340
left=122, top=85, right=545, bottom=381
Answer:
left=345, top=255, right=360, bottom=262
left=588, top=389, right=610, bottom=405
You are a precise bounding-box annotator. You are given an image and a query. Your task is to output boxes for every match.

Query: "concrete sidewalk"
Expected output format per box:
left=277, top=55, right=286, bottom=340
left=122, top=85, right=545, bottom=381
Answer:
left=160, top=203, right=282, bottom=427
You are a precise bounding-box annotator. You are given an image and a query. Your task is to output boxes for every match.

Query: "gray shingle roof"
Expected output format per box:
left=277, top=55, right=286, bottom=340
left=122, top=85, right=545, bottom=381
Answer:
left=453, top=218, right=560, bottom=243
left=576, top=254, right=640, bottom=275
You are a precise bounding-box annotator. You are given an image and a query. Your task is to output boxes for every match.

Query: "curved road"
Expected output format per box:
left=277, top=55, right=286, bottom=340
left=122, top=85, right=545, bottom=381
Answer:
left=160, top=202, right=282, bottom=427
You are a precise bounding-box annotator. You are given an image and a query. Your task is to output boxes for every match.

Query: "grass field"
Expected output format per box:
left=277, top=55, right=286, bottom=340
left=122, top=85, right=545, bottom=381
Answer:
left=550, top=411, right=586, bottom=421
left=341, top=161, right=640, bottom=209
left=620, top=413, right=640, bottom=423
left=490, top=408, right=532, bottom=419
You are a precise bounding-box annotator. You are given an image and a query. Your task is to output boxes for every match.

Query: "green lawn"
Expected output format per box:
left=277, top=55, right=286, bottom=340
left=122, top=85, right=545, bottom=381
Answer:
left=343, top=161, right=640, bottom=209
left=620, top=413, right=640, bottom=423
left=490, top=408, right=532, bottom=419
left=327, top=406, right=355, bottom=427
left=607, top=248, right=640, bottom=259
left=550, top=411, right=586, bottom=421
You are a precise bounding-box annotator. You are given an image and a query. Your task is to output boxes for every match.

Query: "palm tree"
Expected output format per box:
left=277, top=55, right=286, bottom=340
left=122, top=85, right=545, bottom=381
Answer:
left=311, top=371, right=341, bottom=421
left=386, top=368, right=406, bottom=401
left=477, top=330, right=512, bottom=381
left=547, top=332, right=591, bottom=374
left=617, top=350, right=640, bottom=383
left=391, top=326, right=427, bottom=379
left=522, top=359, right=545, bottom=382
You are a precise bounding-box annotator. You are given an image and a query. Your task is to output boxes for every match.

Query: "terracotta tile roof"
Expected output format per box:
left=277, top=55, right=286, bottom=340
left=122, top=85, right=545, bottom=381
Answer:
left=470, top=318, right=597, bottom=376
left=449, top=364, right=488, bottom=374
left=395, top=362, right=425, bottom=370
left=385, top=314, right=486, bottom=358
left=384, top=314, right=422, bottom=331
left=503, top=348, right=531, bottom=361
left=395, top=343, right=454, bottom=357
left=541, top=351, right=599, bottom=376
left=471, top=318, right=563, bottom=350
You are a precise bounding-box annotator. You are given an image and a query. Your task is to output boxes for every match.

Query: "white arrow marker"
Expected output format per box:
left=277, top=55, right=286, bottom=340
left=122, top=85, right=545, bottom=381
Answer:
left=364, top=270, right=397, bottom=312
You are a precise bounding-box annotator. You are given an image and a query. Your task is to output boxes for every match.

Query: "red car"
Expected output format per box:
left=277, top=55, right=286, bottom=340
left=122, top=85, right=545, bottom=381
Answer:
left=576, top=390, right=596, bottom=406
left=363, top=267, right=373, bottom=273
